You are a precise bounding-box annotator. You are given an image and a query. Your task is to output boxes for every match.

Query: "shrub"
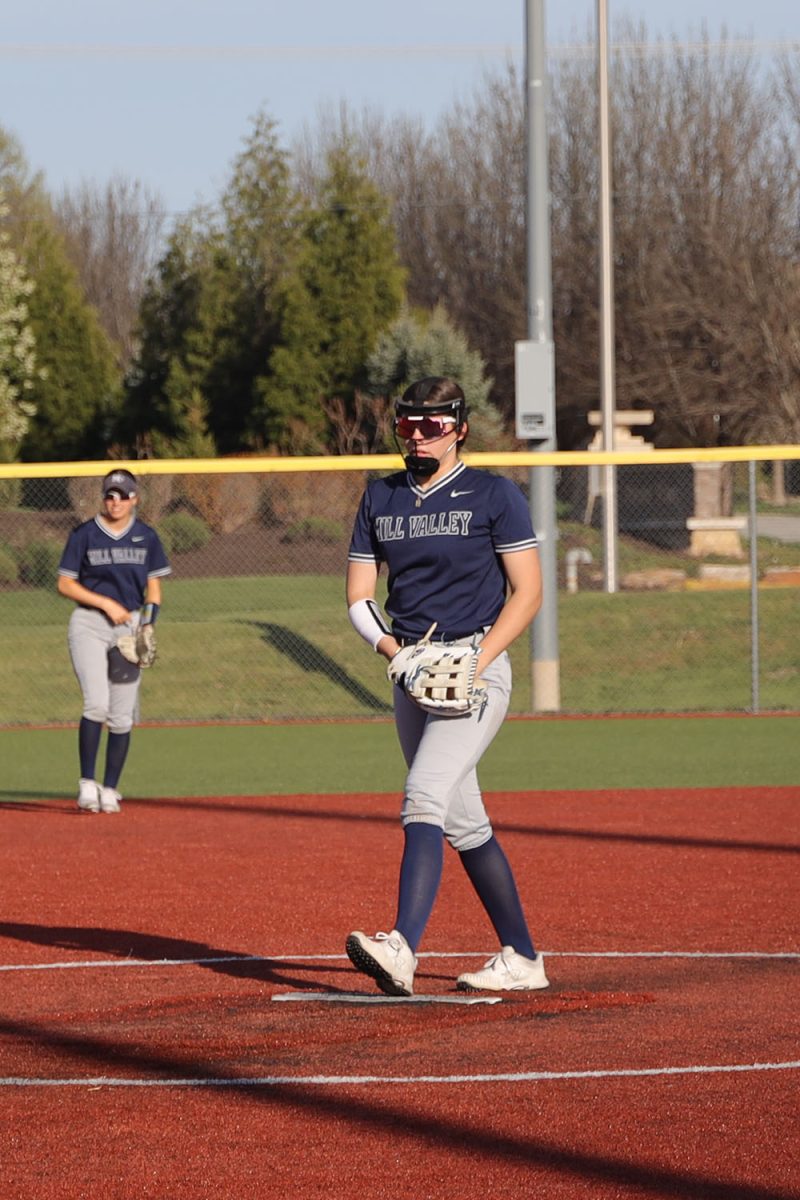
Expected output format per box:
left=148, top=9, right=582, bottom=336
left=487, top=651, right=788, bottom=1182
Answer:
left=66, top=476, right=105, bottom=521
left=281, top=516, right=345, bottom=544
left=137, top=474, right=175, bottom=524
left=0, top=479, right=22, bottom=510
left=260, top=471, right=365, bottom=528
left=156, top=511, right=210, bottom=555
left=0, top=542, right=18, bottom=584
left=18, top=538, right=63, bottom=587
left=179, top=472, right=260, bottom=534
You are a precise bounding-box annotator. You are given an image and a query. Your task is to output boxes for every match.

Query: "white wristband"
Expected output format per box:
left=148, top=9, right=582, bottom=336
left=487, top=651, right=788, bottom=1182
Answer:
left=348, top=598, right=392, bottom=651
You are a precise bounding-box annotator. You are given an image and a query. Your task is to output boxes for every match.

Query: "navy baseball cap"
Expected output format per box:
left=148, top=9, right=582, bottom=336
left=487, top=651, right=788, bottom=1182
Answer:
left=102, top=469, right=138, bottom=499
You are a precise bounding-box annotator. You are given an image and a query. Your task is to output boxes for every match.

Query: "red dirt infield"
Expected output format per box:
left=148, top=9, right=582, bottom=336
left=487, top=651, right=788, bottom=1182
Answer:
left=1, top=786, right=798, bottom=1199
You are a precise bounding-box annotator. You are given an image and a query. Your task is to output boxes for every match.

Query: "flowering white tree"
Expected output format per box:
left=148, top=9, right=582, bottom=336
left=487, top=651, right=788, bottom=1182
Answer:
left=0, top=197, right=37, bottom=452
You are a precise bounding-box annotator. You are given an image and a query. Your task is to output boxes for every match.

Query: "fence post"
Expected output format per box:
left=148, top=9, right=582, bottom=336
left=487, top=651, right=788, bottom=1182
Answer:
left=748, top=458, right=760, bottom=714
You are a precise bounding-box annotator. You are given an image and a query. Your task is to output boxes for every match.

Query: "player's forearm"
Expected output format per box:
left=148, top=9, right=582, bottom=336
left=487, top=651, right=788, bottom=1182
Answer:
left=58, top=576, right=113, bottom=613
left=477, top=549, right=543, bottom=670
left=346, top=561, right=400, bottom=659
left=477, top=588, right=540, bottom=670
left=479, top=549, right=542, bottom=672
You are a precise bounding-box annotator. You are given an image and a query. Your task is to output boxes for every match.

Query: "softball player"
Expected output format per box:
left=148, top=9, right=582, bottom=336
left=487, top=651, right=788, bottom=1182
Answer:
left=57, top=469, right=170, bottom=814
left=344, top=377, right=549, bottom=994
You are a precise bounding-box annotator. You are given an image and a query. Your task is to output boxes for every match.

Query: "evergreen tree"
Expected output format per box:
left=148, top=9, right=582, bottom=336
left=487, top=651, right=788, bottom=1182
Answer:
left=254, top=267, right=329, bottom=450
left=19, top=217, right=121, bottom=461
left=257, top=145, right=406, bottom=449
left=366, top=304, right=505, bottom=448
left=123, top=112, right=302, bottom=455
left=122, top=216, right=218, bottom=455
left=1, top=126, right=121, bottom=463
left=211, top=112, right=302, bottom=452
left=124, top=122, right=406, bottom=455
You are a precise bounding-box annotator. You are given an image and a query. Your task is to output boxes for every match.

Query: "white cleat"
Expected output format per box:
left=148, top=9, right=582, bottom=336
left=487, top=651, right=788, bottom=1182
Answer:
left=345, top=929, right=417, bottom=997
left=456, top=946, right=550, bottom=992
left=99, top=786, right=122, bottom=814
left=77, top=778, right=100, bottom=814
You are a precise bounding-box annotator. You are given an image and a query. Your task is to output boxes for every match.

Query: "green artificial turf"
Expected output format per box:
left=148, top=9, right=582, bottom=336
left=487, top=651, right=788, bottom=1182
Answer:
left=1, top=575, right=798, bottom=725
left=1, top=714, right=797, bottom=801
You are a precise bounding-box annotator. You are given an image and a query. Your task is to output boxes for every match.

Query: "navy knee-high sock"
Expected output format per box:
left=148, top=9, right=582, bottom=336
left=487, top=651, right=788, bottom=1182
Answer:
left=103, top=732, right=131, bottom=790
left=393, top=822, right=445, bottom=953
left=459, top=836, right=535, bottom=958
left=78, top=718, right=103, bottom=780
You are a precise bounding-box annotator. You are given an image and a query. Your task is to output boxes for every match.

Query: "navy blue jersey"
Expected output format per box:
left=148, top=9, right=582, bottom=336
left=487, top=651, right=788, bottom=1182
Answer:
left=58, top=515, right=171, bottom=612
left=348, top=462, right=537, bottom=642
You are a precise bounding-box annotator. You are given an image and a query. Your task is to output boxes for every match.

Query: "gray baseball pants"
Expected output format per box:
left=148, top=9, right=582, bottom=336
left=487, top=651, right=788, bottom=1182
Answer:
left=67, top=607, right=141, bottom=733
left=394, top=644, right=512, bottom=852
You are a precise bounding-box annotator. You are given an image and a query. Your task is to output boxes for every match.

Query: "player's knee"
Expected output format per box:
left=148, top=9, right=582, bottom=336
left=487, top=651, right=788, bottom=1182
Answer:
left=107, top=715, right=134, bottom=735
left=446, top=823, right=493, bottom=852
left=401, top=789, right=445, bottom=824
left=83, top=702, right=109, bottom=724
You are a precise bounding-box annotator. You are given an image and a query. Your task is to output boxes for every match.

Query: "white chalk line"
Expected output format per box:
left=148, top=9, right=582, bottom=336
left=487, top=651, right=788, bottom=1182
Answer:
left=2, top=1060, right=799, bottom=1089
left=272, top=992, right=502, bottom=1005
left=1, top=949, right=798, bottom=973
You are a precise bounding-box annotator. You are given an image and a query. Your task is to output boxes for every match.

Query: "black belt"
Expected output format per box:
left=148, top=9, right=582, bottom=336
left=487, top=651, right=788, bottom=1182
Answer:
left=397, top=627, right=488, bottom=646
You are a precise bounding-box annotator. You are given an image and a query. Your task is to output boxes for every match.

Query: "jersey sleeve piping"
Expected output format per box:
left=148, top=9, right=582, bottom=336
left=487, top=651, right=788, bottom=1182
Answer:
left=147, top=566, right=173, bottom=578
left=495, top=536, right=539, bottom=553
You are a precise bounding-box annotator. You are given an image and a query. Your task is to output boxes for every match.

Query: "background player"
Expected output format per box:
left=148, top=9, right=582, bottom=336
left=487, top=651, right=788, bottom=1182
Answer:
left=344, top=376, right=550, bottom=994
left=57, top=469, right=170, bottom=814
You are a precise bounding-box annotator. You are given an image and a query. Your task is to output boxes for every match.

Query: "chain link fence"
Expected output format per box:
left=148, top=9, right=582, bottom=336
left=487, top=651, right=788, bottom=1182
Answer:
left=1, top=451, right=798, bottom=727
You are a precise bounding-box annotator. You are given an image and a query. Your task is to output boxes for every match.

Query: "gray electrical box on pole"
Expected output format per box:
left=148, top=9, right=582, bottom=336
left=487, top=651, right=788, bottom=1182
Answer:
left=515, top=340, right=555, bottom=442
left=522, top=0, right=560, bottom=713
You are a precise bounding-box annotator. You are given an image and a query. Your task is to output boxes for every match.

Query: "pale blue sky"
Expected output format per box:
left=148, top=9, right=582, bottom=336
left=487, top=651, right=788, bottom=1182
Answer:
left=1, top=0, right=796, bottom=215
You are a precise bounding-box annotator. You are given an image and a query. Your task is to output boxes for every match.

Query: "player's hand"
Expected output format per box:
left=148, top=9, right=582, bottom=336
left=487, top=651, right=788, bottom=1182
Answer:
left=386, top=623, right=438, bottom=684
left=104, top=599, right=132, bottom=626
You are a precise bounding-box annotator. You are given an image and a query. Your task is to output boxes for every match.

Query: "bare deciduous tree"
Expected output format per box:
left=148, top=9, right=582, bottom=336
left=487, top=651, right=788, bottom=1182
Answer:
left=550, top=30, right=800, bottom=447
left=54, top=174, right=166, bottom=369
left=625, top=37, right=796, bottom=445
left=321, top=389, right=393, bottom=454
left=296, top=36, right=799, bottom=449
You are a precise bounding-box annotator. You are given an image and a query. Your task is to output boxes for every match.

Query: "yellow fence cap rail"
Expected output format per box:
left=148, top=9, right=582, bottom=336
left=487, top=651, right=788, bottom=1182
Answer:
left=1, top=444, right=799, bottom=479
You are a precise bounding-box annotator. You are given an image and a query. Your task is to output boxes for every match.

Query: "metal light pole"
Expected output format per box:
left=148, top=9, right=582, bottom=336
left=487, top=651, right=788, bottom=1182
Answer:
left=522, top=0, right=560, bottom=710
left=597, top=0, right=619, bottom=591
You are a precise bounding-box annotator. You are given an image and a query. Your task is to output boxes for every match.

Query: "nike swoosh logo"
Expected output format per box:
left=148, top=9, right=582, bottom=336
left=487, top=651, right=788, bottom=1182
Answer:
left=450, top=489, right=473, bottom=497
left=132, top=536, right=145, bottom=542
